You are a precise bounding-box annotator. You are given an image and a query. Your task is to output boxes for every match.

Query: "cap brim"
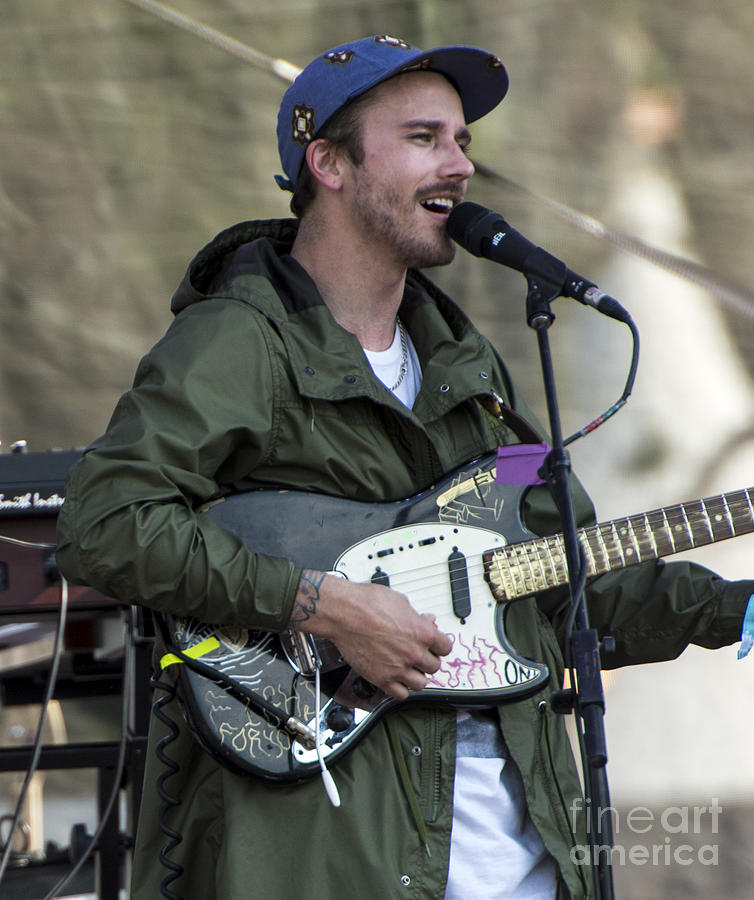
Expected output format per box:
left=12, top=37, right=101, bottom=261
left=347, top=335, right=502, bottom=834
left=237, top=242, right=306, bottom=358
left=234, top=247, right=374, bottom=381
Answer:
left=387, top=44, right=509, bottom=124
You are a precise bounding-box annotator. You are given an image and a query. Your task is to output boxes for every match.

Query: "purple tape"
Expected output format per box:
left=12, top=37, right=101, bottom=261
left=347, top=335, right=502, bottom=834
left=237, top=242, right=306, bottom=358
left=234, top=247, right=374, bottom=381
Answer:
left=496, top=442, right=550, bottom=485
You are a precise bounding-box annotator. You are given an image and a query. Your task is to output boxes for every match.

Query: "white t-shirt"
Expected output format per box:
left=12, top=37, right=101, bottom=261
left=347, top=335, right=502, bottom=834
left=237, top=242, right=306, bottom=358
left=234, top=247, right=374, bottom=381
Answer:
left=362, top=321, right=421, bottom=409
left=446, top=710, right=557, bottom=899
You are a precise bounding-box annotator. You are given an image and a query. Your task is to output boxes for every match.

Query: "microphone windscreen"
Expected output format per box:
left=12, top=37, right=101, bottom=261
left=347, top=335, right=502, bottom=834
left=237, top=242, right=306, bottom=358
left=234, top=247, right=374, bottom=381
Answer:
left=447, top=202, right=533, bottom=271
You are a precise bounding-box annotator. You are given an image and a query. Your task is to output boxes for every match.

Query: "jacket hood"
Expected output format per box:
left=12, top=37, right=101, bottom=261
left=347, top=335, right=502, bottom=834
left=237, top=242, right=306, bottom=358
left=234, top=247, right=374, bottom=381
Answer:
left=169, top=218, right=486, bottom=350
left=166, top=218, right=513, bottom=427
left=170, top=218, right=299, bottom=317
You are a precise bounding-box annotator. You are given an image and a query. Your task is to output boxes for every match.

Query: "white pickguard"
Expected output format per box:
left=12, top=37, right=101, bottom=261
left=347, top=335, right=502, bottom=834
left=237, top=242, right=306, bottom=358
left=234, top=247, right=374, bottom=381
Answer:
left=292, top=523, right=546, bottom=768
left=334, top=522, right=543, bottom=695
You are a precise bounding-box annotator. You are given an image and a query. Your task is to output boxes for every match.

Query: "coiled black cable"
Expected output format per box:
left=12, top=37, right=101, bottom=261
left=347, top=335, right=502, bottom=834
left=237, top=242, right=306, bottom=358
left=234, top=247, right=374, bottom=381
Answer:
left=149, top=670, right=184, bottom=900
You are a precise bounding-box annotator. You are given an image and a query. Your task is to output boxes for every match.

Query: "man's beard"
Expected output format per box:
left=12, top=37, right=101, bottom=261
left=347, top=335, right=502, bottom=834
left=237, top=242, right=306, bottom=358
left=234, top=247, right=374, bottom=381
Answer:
left=352, top=178, right=457, bottom=270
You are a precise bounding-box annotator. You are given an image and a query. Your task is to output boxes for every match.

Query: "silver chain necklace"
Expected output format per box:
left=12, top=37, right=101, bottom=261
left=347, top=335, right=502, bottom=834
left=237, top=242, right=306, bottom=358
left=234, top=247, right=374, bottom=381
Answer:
left=389, top=319, right=409, bottom=392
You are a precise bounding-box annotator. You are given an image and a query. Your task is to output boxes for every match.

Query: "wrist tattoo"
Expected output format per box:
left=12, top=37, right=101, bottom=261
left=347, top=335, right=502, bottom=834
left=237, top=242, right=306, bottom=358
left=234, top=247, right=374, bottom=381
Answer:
left=290, top=569, right=326, bottom=627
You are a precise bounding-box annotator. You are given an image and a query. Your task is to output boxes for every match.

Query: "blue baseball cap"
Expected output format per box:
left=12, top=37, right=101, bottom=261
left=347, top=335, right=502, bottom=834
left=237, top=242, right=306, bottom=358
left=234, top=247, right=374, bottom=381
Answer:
left=275, top=34, right=509, bottom=192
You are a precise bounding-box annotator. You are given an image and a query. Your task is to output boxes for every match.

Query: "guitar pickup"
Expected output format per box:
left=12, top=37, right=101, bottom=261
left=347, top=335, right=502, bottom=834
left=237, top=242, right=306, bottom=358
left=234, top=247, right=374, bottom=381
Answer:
left=448, top=548, right=471, bottom=622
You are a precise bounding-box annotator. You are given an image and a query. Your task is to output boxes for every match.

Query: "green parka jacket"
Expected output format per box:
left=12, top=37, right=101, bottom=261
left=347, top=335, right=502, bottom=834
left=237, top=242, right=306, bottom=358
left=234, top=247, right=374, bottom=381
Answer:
left=56, top=219, right=750, bottom=900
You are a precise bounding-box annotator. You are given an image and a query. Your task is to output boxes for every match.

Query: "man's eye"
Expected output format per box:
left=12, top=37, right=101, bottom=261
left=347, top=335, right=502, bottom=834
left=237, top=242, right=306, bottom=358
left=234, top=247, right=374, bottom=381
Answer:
left=410, top=132, right=433, bottom=143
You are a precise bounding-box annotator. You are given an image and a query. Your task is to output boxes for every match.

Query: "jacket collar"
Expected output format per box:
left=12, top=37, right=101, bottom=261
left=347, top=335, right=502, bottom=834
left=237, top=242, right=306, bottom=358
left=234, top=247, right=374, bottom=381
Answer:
left=171, top=219, right=505, bottom=417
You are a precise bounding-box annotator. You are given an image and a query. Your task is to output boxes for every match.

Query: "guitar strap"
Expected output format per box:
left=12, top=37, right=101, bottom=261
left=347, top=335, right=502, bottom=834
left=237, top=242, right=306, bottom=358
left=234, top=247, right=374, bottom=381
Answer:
left=476, top=392, right=545, bottom=446
left=477, top=394, right=550, bottom=486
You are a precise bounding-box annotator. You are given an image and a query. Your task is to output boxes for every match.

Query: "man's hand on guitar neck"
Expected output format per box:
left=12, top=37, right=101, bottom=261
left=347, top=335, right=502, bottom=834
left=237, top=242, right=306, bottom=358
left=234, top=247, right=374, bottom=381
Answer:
left=289, top=569, right=453, bottom=701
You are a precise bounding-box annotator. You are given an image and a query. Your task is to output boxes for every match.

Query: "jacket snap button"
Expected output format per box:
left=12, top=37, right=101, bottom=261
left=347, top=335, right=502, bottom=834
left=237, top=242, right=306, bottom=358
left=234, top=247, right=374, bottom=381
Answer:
left=304, top=366, right=315, bottom=376
left=344, top=374, right=357, bottom=384
left=410, top=745, right=422, bottom=756
left=439, top=383, right=450, bottom=393
left=400, top=875, right=411, bottom=886
left=479, top=370, right=489, bottom=380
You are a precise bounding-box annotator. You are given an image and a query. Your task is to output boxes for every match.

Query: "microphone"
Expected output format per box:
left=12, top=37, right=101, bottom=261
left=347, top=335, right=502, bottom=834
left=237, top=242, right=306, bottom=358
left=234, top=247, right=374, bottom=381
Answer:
left=447, top=202, right=628, bottom=321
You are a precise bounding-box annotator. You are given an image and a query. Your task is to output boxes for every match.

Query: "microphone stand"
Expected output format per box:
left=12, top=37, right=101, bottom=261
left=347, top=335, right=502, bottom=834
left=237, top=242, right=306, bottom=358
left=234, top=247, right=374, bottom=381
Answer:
left=522, top=250, right=615, bottom=900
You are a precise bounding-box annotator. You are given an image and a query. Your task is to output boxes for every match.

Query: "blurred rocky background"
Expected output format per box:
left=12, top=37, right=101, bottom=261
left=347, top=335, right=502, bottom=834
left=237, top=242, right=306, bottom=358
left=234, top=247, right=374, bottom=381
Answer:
left=1, top=0, right=753, bottom=896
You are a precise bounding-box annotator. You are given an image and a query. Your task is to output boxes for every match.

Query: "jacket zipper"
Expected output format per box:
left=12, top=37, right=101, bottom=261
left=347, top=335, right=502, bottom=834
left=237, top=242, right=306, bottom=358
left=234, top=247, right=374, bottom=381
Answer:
left=419, top=709, right=444, bottom=823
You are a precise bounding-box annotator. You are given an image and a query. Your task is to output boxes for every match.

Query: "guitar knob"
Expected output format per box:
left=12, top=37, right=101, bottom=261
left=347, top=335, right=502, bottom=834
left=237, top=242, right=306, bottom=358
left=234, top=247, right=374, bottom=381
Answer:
left=351, top=676, right=377, bottom=700
left=326, top=704, right=355, bottom=733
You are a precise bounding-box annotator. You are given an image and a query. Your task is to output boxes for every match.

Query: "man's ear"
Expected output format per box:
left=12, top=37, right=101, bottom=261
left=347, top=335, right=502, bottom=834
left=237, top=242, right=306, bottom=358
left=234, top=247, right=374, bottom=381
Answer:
left=305, top=139, right=345, bottom=191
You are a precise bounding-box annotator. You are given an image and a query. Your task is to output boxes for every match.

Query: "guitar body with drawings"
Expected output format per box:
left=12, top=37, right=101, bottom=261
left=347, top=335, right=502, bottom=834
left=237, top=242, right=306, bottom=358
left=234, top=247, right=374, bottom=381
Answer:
left=156, top=454, right=548, bottom=782
left=155, top=454, right=754, bottom=783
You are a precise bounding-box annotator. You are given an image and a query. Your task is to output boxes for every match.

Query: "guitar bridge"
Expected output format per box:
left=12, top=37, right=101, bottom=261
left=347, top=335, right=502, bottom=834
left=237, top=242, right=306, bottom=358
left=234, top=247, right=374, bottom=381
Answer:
left=281, top=627, right=320, bottom=676
left=280, top=629, right=346, bottom=677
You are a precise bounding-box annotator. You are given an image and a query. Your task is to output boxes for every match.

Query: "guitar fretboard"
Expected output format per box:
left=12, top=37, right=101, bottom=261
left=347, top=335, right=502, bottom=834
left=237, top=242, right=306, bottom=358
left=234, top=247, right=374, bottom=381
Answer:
left=484, top=487, right=754, bottom=601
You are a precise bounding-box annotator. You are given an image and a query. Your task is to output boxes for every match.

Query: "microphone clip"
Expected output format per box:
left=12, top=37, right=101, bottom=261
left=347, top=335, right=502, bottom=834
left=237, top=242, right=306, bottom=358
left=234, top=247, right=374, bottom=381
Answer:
left=522, top=248, right=568, bottom=328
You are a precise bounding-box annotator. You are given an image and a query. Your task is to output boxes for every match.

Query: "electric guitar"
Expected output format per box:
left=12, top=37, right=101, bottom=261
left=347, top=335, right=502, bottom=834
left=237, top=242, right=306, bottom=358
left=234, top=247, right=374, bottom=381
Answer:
left=155, top=454, right=753, bottom=782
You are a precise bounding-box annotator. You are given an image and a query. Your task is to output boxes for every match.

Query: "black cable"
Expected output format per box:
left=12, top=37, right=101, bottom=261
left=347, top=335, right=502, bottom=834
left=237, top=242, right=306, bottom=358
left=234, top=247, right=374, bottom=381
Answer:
left=150, top=670, right=184, bottom=900
left=164, top=644, right=315, bottom=747
left=41, top=607, right=134, bottom=900
left=564, top=311, right=640, bottom=446
left=562, top=543, right=589, bottom=672
left=0, top=538, right=65, bottom=891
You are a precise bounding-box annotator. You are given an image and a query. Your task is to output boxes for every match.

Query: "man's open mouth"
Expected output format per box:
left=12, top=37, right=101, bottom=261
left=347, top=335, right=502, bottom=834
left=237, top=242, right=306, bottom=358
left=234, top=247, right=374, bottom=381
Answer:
left=419, top=197, right=456, bottom=215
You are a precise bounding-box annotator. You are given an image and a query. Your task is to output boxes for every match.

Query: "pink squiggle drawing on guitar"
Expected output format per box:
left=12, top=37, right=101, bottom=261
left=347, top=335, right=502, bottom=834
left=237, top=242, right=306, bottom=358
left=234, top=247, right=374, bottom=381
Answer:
left=428, top=632, right=503, bottom=689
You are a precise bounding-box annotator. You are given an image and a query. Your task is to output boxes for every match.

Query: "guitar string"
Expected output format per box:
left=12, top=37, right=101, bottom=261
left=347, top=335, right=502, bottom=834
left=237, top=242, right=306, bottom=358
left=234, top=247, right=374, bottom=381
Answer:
left=391, top=504, right=749, bottom=605
left=360, top=498, right=754, bottom=616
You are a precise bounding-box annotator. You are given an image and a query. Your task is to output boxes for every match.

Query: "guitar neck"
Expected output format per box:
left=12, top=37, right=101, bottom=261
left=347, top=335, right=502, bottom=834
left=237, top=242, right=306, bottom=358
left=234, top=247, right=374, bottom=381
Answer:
left=485, top=487, right=754, bottom=601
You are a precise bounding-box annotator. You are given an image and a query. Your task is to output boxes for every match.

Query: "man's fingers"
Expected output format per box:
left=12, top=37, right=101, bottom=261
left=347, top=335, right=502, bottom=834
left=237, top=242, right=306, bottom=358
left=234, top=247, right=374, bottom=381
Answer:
left=421, top=613, right=453, bottom=657
left=429, top=629, right=453, bottom=657
left=385, top=668, right=428, bottom=701
left=405, top=667, right=429, bottom=692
